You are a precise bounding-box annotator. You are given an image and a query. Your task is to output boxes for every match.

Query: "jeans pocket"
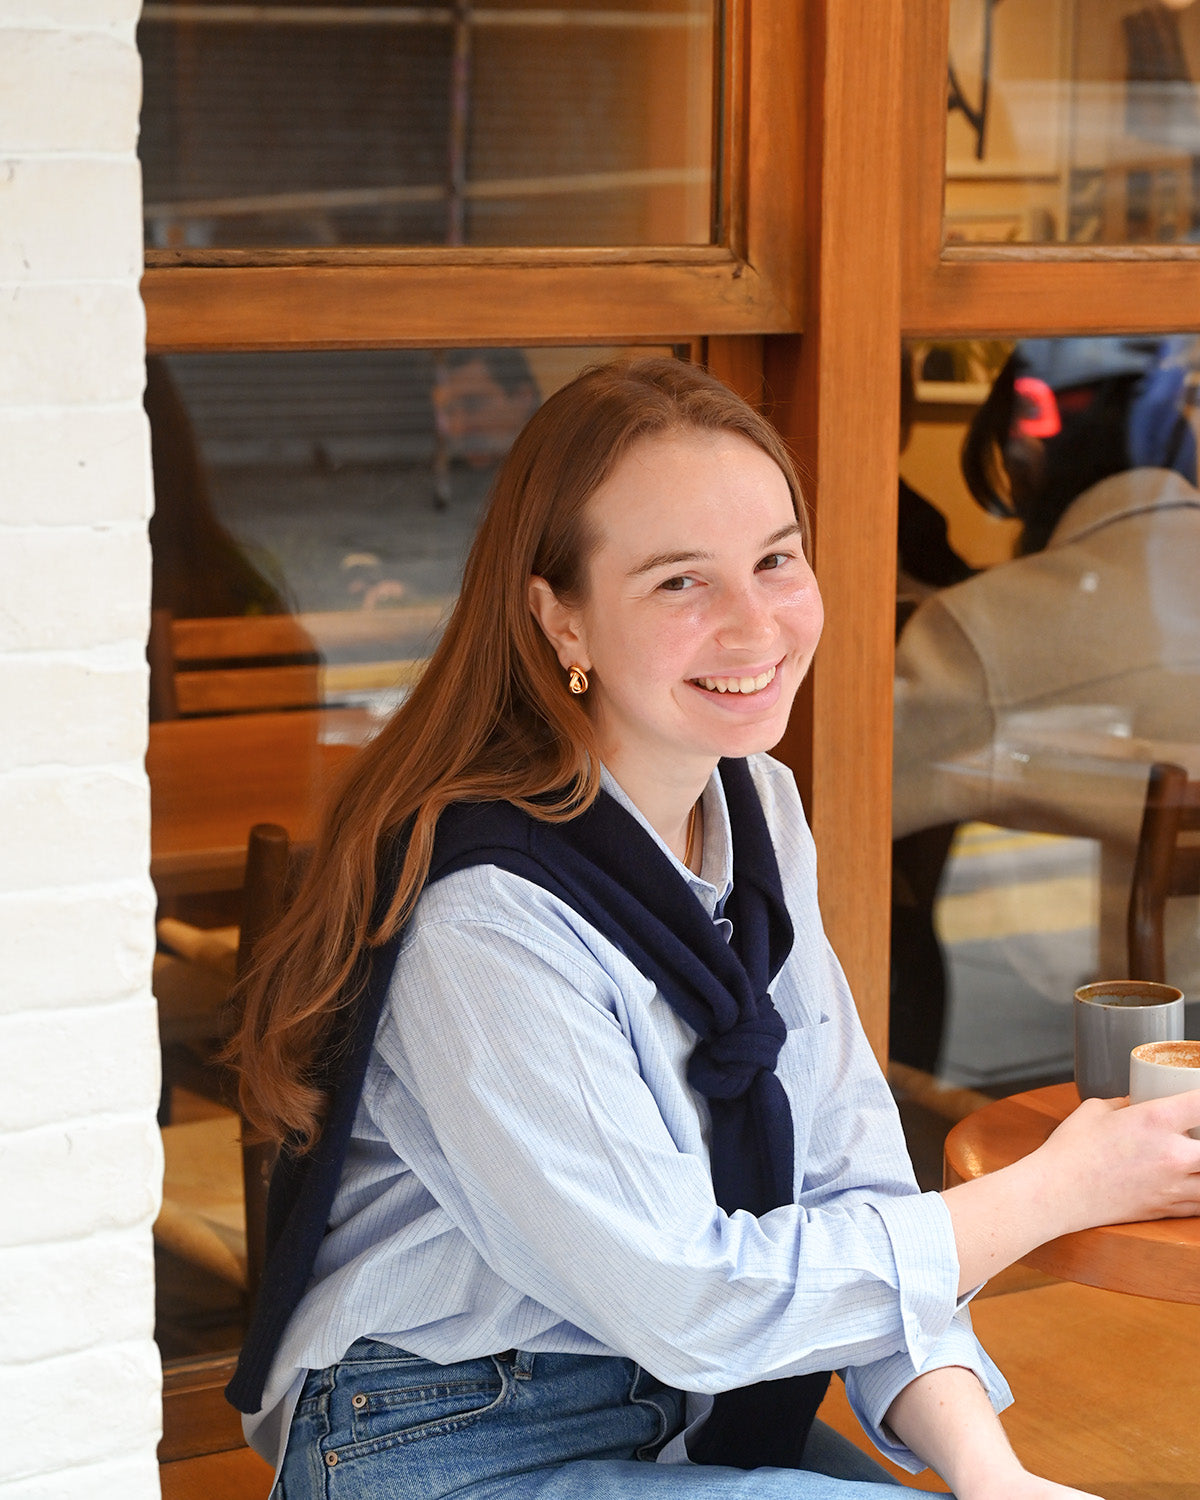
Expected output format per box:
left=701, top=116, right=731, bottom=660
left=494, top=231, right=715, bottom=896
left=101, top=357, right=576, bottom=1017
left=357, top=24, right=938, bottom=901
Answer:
left=328, top=1354, right=508, bottom=1462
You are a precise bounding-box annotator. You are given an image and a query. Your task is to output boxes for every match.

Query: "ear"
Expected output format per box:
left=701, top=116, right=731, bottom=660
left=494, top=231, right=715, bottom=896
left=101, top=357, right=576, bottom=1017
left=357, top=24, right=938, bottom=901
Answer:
left=528, top=576, right=588, bottom=671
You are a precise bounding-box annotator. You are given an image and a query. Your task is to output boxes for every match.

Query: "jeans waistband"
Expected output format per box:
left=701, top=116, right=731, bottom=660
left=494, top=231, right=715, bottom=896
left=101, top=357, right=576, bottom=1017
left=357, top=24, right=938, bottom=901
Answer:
left=493, top=1348, right=536, bottom=1379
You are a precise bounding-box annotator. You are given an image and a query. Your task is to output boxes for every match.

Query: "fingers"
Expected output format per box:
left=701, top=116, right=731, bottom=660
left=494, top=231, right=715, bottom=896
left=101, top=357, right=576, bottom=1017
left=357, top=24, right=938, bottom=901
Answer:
left=1079, top=1094, right=1128, bottom=1114
left=1042, top=1089, right=1200, bottom=1229
left=1125, top=1086, right=1200, bottom=1140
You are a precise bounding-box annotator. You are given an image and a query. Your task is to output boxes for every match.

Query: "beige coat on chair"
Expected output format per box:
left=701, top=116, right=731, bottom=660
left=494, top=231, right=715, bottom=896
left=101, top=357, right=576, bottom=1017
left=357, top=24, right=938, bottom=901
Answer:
left=893, top=467, right=1200, bottom=987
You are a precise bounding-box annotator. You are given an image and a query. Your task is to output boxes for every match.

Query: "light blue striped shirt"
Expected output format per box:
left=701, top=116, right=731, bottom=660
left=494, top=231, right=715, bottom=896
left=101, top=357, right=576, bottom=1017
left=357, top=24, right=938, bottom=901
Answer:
left=246, top=755, right=1009, bottom=1472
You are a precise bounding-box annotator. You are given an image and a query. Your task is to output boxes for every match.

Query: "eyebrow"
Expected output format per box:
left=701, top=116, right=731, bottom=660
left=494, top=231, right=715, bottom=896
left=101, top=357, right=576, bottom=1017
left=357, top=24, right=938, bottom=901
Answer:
left=626, top=522, right=804, bottom=578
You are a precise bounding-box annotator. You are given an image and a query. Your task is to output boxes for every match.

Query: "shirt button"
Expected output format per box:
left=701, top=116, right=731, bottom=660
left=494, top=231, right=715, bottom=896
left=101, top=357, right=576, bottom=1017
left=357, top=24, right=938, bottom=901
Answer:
left=325, top=1452, right=339, bottom=1467
left=352, top=1393, right=368, bottom=1409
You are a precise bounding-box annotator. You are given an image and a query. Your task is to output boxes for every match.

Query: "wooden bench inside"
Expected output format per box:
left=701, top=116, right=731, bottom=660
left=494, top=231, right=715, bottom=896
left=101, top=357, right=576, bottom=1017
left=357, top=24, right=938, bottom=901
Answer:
left=150, top=603, right=449, bottom=718
left=160, top=1353, right=272, bottom=1500
left=160, top=1446, right=273, bottom=1500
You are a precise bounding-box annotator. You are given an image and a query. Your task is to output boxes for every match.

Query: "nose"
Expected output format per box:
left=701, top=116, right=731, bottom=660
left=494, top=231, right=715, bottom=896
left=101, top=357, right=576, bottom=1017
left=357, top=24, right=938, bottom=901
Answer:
left=714, top=582, right=777, bottom=653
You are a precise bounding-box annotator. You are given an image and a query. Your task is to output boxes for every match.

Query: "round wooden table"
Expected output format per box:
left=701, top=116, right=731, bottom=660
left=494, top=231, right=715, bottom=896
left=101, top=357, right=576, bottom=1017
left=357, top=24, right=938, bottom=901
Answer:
left=944, top=1081, right=1200, bottom=1304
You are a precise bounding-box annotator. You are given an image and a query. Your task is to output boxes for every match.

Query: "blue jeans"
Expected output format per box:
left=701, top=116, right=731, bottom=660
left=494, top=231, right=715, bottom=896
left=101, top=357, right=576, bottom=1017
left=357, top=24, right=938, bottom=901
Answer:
left=277, top=1340, right=938, bottom=1498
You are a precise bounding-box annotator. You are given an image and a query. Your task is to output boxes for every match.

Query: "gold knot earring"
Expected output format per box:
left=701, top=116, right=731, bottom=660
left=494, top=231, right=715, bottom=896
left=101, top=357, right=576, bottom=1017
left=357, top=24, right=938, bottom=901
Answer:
left=567, top=665, right=589, bottom=695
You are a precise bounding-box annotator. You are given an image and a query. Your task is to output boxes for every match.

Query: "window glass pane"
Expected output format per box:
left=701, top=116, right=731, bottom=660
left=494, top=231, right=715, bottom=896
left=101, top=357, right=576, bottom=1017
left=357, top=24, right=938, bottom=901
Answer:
left=139, top=1, right=717, bottom=250
left=148, top=345, right=670, bottom=719
left=148, top=341, right=680, bottom=1357
left=892, top=337, right=1200, bottom=1148
left=945, top=0, right=1200, bottom=245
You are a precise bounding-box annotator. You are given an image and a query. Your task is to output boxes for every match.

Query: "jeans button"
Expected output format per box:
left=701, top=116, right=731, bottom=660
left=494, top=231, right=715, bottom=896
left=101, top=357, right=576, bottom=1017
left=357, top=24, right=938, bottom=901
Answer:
left=352, top=1393, right=367, bottom=1409
left=325, top=1452, right=339, bottom=1467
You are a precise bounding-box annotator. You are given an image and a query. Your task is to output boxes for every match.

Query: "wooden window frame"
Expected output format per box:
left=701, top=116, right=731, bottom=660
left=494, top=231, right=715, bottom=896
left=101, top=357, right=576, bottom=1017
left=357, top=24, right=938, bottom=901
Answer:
left=903, top=0, right=1200, bottom=339
left=143, top=0, right=805, bottom=352
left=141, top=0, right=905, bottom=1069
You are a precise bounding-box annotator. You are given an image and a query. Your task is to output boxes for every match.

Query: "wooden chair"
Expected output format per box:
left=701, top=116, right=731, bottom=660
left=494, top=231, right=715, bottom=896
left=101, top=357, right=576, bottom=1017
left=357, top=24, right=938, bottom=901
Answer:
left=155, top=923, right=239, bottom=1074
left=156, top=824, right=304, bottom=1318
left=155, top=821, right=295, bottom=1121
left=1127, top=761, right=1200, bottom=984
left=149, top=603, right=445, bottom=720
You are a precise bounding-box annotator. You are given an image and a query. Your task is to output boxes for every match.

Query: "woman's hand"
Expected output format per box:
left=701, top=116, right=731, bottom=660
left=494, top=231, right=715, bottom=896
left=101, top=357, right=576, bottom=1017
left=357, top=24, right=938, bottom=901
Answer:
left=942, top=1090, right=1200, bottom=1294
left=1030, top=1090, right=1200, bottom=1234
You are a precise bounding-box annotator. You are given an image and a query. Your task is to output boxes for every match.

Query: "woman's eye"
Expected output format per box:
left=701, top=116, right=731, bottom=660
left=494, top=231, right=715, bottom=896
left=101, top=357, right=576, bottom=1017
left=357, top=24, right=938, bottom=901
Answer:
left=658, top=574, right=695, bottom=592
left=756, top=552, right=789, bottom=572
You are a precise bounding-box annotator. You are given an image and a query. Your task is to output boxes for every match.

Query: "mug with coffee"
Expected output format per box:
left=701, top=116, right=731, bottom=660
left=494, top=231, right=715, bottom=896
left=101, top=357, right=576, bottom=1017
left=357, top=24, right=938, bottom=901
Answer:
left=1129, top=1040, right=1200, bottom=1139
left=1073, top=980, right=1184, bottom=1100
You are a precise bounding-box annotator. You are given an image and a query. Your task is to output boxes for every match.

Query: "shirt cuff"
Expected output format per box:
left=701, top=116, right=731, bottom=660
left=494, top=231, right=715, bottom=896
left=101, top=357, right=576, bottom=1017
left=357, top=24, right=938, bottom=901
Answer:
left=870, top=1189, right=961, bottom=1369
left=844, top=1309, right=1014, bottom=1473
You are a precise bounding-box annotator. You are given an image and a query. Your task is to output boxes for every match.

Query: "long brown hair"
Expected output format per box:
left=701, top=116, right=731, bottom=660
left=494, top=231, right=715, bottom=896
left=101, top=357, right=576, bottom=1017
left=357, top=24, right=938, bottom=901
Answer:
left=232, top=356, right=808, bottom=1149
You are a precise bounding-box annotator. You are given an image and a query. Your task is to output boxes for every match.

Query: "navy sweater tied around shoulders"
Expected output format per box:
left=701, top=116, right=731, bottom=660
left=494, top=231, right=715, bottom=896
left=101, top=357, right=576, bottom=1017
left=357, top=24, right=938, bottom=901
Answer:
left=226, top=757, right=831, bottom=1470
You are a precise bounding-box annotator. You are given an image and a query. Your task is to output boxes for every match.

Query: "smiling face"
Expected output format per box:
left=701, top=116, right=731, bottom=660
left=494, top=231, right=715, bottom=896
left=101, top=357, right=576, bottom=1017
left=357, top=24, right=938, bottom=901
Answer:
left=528, top=426, right=823, bottom=810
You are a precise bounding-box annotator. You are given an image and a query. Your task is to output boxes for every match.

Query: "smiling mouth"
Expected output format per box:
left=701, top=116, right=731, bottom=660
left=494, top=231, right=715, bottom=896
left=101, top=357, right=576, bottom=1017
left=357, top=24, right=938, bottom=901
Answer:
left=692, top=664, right=778, bottom=695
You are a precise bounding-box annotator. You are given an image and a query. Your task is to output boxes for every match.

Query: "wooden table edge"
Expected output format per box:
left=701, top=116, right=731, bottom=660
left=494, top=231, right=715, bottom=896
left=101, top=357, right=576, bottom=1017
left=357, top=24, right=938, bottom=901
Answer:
left=944, top=1082, right=1200, bottom=1304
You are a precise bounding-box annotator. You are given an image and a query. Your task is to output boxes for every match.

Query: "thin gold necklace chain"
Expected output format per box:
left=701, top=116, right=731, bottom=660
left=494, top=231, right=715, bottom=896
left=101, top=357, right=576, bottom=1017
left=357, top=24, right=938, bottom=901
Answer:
left=683, top=800, right=699, bottom=871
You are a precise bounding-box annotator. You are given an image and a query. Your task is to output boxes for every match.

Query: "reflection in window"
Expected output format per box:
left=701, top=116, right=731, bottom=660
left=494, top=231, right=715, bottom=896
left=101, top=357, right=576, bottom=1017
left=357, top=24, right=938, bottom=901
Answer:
left=138, top=1, right=717, bottom=250
left=147, top=346, right=661, bottom=720
left=891, top=336, right=1200, bottom=1118
left=946, top=0, right=1200, bottom=245
left=147, top=343, right=679, bottom=1361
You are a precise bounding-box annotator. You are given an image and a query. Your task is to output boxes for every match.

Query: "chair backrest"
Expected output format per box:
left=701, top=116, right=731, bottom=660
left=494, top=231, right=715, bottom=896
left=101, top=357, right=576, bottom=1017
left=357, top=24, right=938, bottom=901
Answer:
left=1127, top=761, right=1200, bottom=984
left=235, top=822, right=311, bottom=1299
left=236, top=822, right=300, bottom=975
left=149, top=604, right=443, bottom=719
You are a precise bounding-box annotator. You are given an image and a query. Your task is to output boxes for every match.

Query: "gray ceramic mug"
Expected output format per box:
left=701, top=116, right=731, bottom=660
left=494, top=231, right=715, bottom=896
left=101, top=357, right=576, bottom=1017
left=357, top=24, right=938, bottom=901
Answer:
left=1073, top=980, right=1184, bottom=1100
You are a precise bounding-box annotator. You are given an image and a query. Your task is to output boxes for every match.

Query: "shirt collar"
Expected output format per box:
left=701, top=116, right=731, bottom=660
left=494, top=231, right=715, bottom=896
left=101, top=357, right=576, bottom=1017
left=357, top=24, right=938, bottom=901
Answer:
left=599, top=764, right=735, bottom=918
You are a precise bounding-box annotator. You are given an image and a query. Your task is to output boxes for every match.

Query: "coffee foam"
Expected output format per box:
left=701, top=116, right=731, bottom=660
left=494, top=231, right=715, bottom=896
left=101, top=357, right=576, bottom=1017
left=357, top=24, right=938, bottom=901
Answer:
left=1132, top=1040, right=1200, bottom=1067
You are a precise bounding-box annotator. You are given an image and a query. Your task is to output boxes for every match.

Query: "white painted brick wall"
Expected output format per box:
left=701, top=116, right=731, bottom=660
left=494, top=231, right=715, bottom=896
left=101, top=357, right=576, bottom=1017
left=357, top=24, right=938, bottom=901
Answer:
left=0, top=3, right=161, bottom=1498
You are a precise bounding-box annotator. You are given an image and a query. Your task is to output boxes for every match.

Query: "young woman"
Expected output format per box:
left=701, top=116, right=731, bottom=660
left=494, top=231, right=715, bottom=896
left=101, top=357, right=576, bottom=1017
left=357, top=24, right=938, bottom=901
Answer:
left=228, top=358, right=1200, bottom=1499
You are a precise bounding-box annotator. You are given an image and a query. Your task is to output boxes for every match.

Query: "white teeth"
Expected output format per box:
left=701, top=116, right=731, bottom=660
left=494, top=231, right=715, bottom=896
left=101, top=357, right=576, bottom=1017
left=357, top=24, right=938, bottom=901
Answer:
left=695, top=666, right=777, bottom=694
